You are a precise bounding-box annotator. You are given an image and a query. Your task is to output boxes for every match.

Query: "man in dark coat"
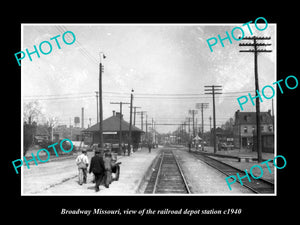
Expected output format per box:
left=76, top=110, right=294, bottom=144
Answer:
left=148, top=142, right=152, bottom=153
left=188, top=141, right=192, bottom=152
left=89, top=149, right=105, bottom=192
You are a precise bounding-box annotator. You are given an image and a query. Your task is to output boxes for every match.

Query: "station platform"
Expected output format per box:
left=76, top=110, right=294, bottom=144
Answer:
left=191, top=146, right=274, bottom=161
left=39, top=147, right=161, bottom=195
left=189, top=146, right=275, bottom=183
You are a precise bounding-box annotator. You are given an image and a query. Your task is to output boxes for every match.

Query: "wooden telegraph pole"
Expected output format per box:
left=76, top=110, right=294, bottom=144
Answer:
left=110, top=101, right=130, bottom=153
left=136, top=111, right=147, bottom=131
left=239, top=36, right=272, bottom=163
left=95, top=91, right=99, bottom=123
left=128, top=89, right=134, bottom=156
left=132, top=106, right=141, bottom=126
left=196, top=103, right=209, bottom=136
left=99, top=52, right=106, bottom=149
left=188, top=109, right=198, bottom=138
left=205, top=85, right=222, bottom=154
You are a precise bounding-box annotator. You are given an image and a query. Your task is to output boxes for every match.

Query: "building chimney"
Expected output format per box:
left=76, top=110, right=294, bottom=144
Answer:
left=81, top=107, right=84, bottom=128
left=113, top=110, right=116, bottom=116
left=116, top=112, right=122, bottom=119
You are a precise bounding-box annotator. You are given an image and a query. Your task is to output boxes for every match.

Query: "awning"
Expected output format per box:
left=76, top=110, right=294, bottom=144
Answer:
left=193, top=135, right=202, bottom=141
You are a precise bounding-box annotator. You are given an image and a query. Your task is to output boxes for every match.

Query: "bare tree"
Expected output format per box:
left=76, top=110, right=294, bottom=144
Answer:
left=46, top=115, right=59, bottom=142
left=23, top=101, right=41, bottom=156
left=221, top=117, right=234, bottom=135
left=23, top=100, right=42, bottom=125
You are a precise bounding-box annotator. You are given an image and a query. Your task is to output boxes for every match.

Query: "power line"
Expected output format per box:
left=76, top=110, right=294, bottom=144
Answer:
left=24, top=89, right=257, bottom=97
left=23, top=92, right=264, bottom=100
left=24, top=91, right=93, bottom=97
left=55, top=25, right=98, bottom=65
left=23, top=94, right=263, bottom=101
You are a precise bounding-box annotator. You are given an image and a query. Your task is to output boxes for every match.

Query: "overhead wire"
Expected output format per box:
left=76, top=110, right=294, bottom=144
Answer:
left=23, top=90, right=259, bottom=98
left=55, top=25, right=98, bottom=65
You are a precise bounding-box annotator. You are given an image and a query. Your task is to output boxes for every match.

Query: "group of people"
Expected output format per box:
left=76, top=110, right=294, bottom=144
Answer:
left=121, top=143, right=132, bottom=156
left=75, top=145, right=121, bottom=192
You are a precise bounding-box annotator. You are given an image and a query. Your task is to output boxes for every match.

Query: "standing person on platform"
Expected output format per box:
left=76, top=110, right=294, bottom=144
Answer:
left=127, top=143, right=131, bottom=156
left=76, top=150, right=89, bottom=185
left=103, top=150, right=113, bottom=188
left=122, top=143, right=126, bottom=156
left=188, top=140, right=192, bottom=152
left=148, top=142, right=152, bottom=153
left=89, top=149, right=105, bottom=192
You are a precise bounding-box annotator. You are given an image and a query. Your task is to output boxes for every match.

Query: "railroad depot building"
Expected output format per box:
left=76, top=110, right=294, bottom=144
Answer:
left=233, top=110, right=274, bottom=152
left=82, top=111, right=144, bottom=147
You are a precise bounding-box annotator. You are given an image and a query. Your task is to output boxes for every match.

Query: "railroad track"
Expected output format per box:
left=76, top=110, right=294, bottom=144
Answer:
left=192, top=151, right=274, bottom=194
left=144, top=149, right=191, bottom=194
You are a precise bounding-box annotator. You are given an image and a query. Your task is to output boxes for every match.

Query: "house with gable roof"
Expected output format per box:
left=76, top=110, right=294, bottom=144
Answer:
left=82, top=111, right=144, bottom=147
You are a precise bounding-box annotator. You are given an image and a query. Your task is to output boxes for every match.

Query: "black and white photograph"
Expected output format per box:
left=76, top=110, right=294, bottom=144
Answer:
left=5, top=14, right=298, bottom=220
left=20, top=23, right=277, bottom=196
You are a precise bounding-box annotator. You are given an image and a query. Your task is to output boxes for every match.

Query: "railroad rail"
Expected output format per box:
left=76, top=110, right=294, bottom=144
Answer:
left=144, top=149, right=191, bottom=194
left=192, top=151, right=274, bottom=194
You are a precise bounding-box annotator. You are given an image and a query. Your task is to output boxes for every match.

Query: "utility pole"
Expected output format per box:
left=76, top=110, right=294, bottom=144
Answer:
left=98, top=52, right=106, bottom=149
left=182, top=121, right=186, bottom=144
left=239, top=36, right=272, bottom=163
left=152, top=118, right=154, bottom=143
left=69, top=118, right=72, bottom=140
left=196, top=103, right=209, bottom=136
left=187, top=117, right=191, bottom=137
left=195, top=118, right=198, bottom=136
left=154, top=121, right=156, bottom=145
left=189, top=110, right=198, bottom=138
left=81, top=107, right=84, bottom=129
left=272, top=98, right=274, bottom=117
left=136, top=111, right=147, bottom=141
left=128, top=89, right=134, bottom=156
left=145, top=114, right=148, bottom=141
left=110, top=101, right=130, bottom=153
left=95, top=91, right=99, bottom=124
left=132, top=106, right=141, bottom=126
left=205, top=85, right=222, bottom=154
left=136, top=111, right=147, bottom=131
left=209, top=116, right=212, bottom=133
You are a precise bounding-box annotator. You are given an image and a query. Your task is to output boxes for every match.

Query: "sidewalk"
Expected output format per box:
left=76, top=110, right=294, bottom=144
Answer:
left=31, top=147, right=161, bottom=195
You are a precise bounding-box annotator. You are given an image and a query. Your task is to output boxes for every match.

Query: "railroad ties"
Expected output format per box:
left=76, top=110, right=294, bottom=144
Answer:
left=144, top=149, right=191, bottom=194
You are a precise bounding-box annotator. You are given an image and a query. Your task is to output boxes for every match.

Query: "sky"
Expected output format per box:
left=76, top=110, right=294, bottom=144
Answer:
left=21, top=23, right=276, bottom=133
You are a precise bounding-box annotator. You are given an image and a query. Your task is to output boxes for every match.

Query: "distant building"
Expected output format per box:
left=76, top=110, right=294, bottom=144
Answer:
left=82, top=111, right=144, bottom=146
left=53, top=125, right=84, bottom=142
left=210, top=127, right=233, bottom=146
left=233, top=110, right=274, bottom=152
left=34, top=124, right=50, bottom=144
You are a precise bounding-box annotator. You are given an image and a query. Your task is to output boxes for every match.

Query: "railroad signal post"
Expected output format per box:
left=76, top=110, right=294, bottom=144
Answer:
left=204, top=85, right=222, bottom=154
left=239, top=36, right=272, bottom=163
